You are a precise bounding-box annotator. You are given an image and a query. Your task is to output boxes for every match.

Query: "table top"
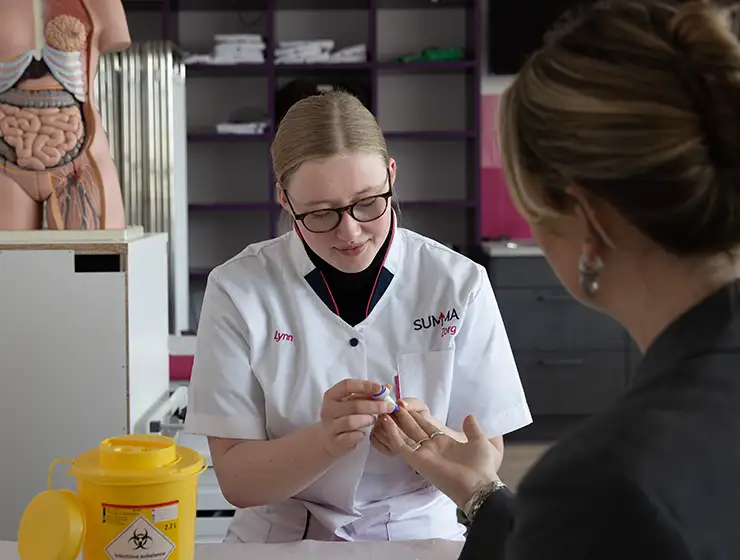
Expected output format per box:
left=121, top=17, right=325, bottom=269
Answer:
left=0, top=538, right=463, bottom=560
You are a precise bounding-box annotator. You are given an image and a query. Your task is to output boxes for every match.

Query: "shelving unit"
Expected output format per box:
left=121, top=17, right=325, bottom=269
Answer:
left=123, top=0, right=482, bottom=319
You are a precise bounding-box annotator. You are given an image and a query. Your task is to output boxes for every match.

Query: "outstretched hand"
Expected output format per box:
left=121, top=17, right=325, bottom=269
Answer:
left=370, top=396, right=450, bottom=457
left=378, top=407, right=501, bottom=509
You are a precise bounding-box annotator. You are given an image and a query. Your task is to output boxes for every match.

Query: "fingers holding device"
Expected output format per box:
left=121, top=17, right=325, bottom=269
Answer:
left=319, top=378, right=396, bottom=458
left=371, top=384, right=399, bottom=412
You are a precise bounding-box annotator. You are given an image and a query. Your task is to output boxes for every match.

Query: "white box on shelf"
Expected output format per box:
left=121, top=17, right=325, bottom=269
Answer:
left=0, top=228, right=171, bottom=541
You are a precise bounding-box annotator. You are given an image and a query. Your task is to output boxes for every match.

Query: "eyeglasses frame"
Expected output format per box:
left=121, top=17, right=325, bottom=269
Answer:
left=282, top=168, right=393, bottom=233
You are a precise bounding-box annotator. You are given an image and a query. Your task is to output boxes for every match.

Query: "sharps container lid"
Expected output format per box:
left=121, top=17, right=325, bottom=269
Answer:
left=18, top=489, right=86, bottom=560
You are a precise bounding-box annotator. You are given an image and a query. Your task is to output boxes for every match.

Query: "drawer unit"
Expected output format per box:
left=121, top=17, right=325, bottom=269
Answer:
left=496, top=288, right=625, bottom=351
left=515, top=351, right=628, bottom=415
left=485, top=252, right=632, bottom=437
left=489, top=257, right=560, bottom=288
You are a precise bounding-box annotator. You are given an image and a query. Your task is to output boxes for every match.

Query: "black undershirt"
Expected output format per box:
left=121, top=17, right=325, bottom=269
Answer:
left=302, top=228, right=392, bottom=327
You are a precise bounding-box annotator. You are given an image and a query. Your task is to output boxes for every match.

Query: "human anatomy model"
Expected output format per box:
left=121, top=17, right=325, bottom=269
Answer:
left=0, top=0, right=131, bottom=230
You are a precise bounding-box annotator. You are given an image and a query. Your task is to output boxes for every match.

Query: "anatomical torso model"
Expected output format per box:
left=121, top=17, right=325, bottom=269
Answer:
left=0, top=0, right=130, bottom=230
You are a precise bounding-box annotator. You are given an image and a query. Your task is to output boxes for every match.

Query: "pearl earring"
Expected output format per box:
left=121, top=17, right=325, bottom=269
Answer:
left=578, top=250, right=603, bottom=297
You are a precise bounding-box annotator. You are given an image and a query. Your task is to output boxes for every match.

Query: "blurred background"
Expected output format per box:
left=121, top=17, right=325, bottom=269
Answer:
left=110, top=0, right=596, bottom=332
left=112, top=0, right=643, bottom=454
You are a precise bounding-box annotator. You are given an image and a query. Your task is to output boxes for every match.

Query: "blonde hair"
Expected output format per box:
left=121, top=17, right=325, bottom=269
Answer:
left=500, top=0, right=740, bottom=255
left=271, top=90, right=389, bottom=187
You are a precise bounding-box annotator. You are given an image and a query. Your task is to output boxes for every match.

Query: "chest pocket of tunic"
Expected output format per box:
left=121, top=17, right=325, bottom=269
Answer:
left=395, top=349, right=455, bottom=423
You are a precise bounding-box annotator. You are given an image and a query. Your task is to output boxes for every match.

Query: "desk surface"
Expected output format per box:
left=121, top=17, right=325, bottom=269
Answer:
left=0, top=539, right=463, bottom=560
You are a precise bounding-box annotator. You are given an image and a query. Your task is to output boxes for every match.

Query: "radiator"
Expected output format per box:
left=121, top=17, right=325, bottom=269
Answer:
left=94, top=41, right=190, bottom=335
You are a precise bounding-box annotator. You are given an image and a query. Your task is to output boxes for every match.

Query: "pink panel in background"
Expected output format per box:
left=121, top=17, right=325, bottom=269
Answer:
left=481, top=168, right=531, bottom=239
left=170, top=355, right=194, bottom=381
left=480, top=94, right=532, bottom=240
left=481, top=93, right=501, bottom=168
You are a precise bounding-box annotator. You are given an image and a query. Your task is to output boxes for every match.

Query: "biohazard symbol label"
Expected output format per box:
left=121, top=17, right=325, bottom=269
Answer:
left=105, top=514, right=175, bottom=559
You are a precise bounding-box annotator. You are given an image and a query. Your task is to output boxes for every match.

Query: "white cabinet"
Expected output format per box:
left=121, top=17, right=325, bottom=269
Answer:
left=0, top=228, right=171, bottom=541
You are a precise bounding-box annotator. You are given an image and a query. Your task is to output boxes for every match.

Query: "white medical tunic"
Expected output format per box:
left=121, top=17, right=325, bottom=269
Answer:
left=185, top=225, right=532, bottom=543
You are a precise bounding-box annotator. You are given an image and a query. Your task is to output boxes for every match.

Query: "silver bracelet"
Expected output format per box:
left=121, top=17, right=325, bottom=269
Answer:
left=462, top=480, right=508, bottom=522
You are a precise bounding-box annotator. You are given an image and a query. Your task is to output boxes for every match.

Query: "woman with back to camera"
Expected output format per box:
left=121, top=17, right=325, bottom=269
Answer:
left=184, top=91, right=532, bottom=543
left=373, top=0, right=740, bottom=557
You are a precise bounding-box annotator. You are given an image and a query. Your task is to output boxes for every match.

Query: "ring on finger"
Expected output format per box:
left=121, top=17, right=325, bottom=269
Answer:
left=429, top=430, right=446, bottom=439
left=416, top=437, right=431, bottom=447
left=408, top=442, right=422, bottom=452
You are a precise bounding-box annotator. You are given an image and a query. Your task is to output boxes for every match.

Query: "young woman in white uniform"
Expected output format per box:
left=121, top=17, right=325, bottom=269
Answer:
left=185, top=91, right=532, bottom=543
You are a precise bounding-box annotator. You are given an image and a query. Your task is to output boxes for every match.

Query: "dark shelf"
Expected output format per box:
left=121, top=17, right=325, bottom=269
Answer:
left=400, top=199, right=476, bottom=208
left=277, top=0, right=371, bottom=8
left=188, top=200, right=473, bottom=211
left=123, top=0, right=166, bottom=10
left=275, top=62, right=373, bottom=73
left=184, top=61, right=474, bottom=78
left=143, top=0, right=482, bottom=279
left=377, top=60, right=476, bottom=73
left=189, top=202, right=275, bottom=211
left=171, top=0, right=470, bottom=9
left=188, top=129, right=271, bottom=142
left=187, top=129, right=472, bottom=142
left=384, top=130, right=475, bottom=141
left=173, top=0, right=269, bottom=9
left=378, top=0, right=473, bottom=7
left=186, top=63, right=268, bottom=77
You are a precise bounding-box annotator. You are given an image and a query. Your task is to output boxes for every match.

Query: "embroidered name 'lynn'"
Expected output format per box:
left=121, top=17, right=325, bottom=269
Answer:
left=274, top=330, right=294, bottom=342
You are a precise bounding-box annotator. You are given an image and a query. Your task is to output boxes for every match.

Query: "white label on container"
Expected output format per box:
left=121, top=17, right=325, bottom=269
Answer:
left=152, top=503, right=179, bottom=523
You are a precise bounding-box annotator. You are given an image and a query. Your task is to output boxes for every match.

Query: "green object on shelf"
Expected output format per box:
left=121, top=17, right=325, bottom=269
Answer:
left=396, top=47, right=465, bottom=62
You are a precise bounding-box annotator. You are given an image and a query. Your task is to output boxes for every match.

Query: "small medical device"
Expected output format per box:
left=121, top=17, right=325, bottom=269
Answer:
left=372, top=385, right=399, bottom=412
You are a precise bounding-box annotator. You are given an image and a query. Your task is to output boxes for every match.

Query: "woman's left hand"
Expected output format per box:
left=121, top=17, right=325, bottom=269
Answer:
left=370, top=398, right=456, bottom=457
left=377, top=407, right=501, bottom=510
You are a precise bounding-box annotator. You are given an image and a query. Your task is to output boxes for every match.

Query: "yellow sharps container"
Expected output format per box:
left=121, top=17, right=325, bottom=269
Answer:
left=18, top=434, right=207, bottom=560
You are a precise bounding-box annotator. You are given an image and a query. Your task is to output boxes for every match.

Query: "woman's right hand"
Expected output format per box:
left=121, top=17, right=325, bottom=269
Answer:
left=319, top=379, right=396, bottom=458
left=379, top=408, right=501, bottom=510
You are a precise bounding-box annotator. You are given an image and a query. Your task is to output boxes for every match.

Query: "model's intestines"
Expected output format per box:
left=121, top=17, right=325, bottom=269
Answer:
left=0, top=13, right=88, bottom=172
left=0, top=89, right=83, bottom=170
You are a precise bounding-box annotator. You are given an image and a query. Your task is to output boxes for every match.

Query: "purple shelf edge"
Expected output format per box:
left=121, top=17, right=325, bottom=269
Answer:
left=151, top=0, right=473, bottom=12
left=122, top=0, right=165, bottom=10
left=188, top=131, right=271, bottom=142
left=185, top=60, right=475, bottom=78
left=384, top=130, right=475, bottom=140
left=400, top=199, right=476, bottom=208
left=275, top=62, right=373, bottom=72
left=186, top=130, right=474, bottom=142
left=189, top=203, right=276, bottom=211
left=189, top=200, right=473, bottom=211
left=377, top=60, right=476, bottom=72
left=186, top=63, right=269, bottom=77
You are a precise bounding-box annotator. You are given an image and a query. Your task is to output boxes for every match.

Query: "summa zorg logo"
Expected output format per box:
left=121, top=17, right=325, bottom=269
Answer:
left=413, top=308, right=460, bottom=337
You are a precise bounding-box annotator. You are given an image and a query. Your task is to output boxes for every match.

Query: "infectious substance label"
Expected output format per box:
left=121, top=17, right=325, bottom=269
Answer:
left=102, top=501, right=179, bottom=559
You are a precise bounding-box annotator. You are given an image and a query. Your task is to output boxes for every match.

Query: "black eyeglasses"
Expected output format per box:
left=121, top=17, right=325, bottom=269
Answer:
left=284, top=169, right=392, bottom=234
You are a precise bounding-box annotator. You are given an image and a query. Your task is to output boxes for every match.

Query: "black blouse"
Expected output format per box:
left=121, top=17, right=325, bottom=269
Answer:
left=302, top=227, right=392, bottom=327
left=460, top=281, right=740, bottom=559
